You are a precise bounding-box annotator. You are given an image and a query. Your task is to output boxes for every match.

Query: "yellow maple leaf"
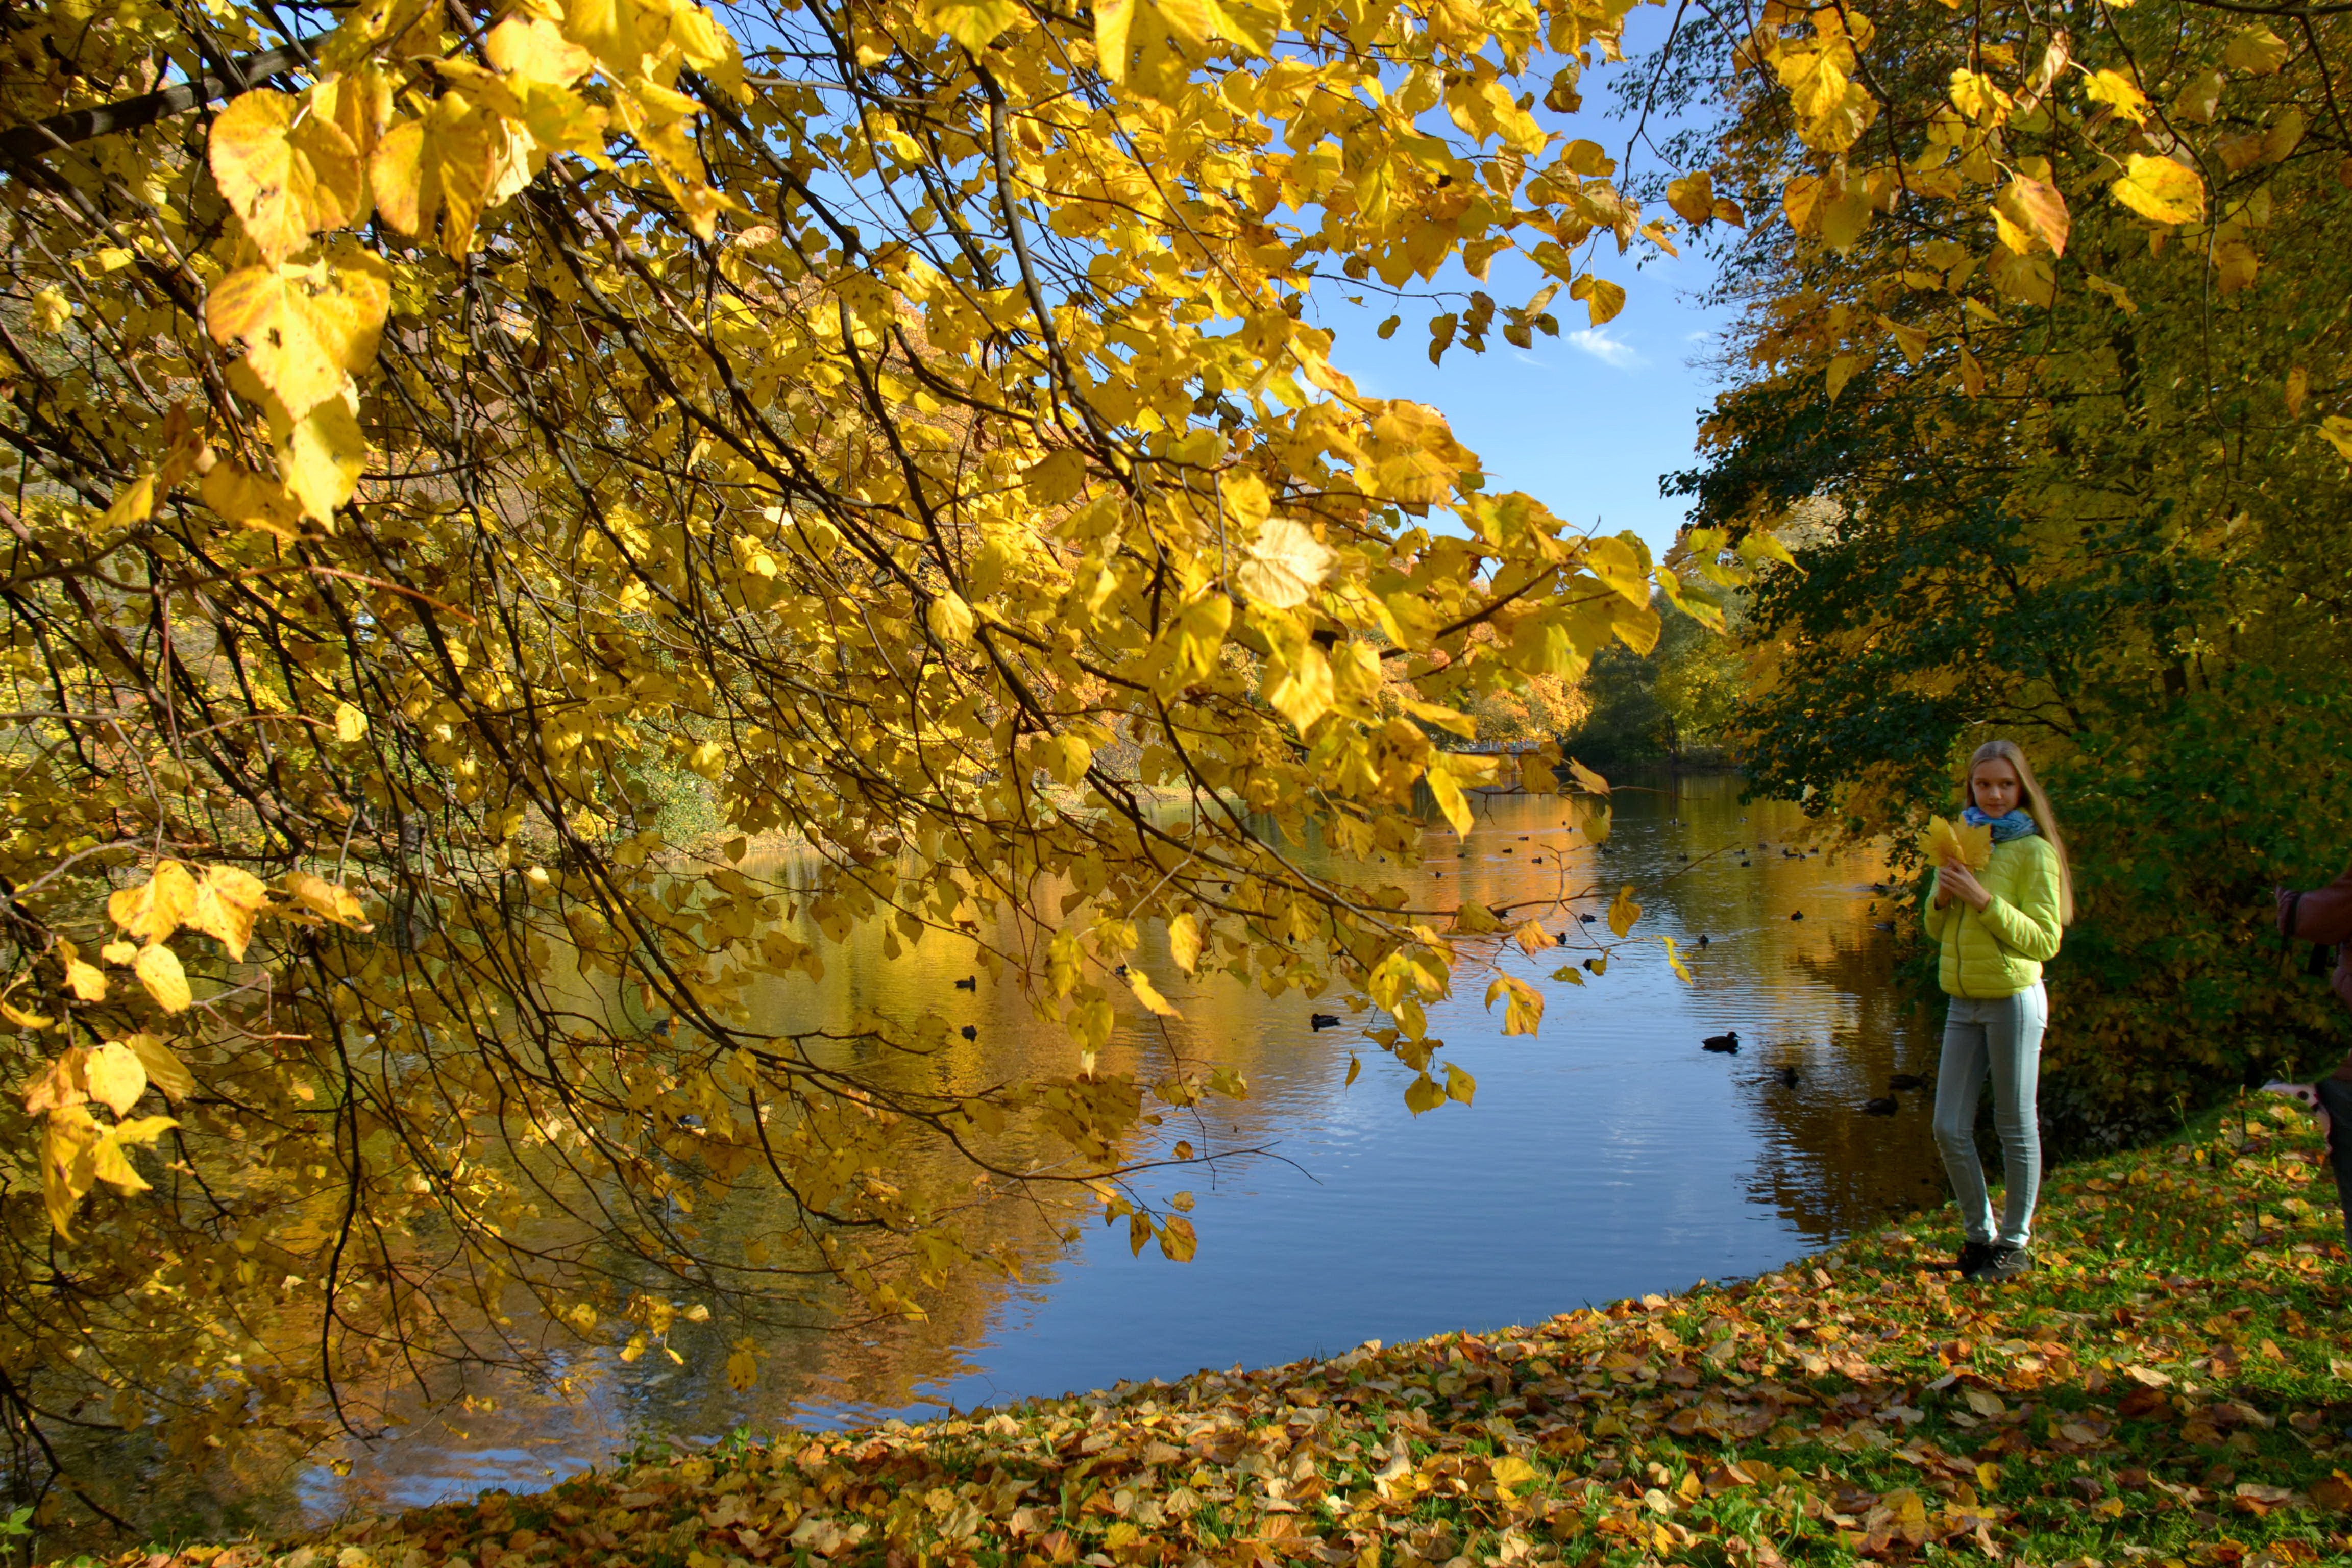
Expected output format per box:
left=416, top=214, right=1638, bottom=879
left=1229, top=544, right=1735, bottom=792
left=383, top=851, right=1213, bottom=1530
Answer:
left=1924, top=815, right=1992, bottom=871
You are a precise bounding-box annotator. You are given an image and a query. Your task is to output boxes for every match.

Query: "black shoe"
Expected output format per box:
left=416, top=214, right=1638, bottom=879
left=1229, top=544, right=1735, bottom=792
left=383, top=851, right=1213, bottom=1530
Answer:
left=1953, top=1240, right=1994, bottom=1276
left=1967, top=1244, right=2033, bottom=1282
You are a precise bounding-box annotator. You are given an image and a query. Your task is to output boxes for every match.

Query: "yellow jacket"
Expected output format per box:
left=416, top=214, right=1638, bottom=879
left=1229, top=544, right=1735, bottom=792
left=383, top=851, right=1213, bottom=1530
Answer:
left=1921, top=834, right=2066, bottom=998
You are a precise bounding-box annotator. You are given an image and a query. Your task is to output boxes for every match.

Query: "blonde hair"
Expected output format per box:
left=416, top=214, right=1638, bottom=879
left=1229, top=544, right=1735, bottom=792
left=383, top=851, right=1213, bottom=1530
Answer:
left=1961, top=738, right=2074, bottom=925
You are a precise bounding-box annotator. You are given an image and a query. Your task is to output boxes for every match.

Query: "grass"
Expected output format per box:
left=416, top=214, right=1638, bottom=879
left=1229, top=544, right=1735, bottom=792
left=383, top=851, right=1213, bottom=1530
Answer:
left=68, top=1095, right=2352, bottom=1567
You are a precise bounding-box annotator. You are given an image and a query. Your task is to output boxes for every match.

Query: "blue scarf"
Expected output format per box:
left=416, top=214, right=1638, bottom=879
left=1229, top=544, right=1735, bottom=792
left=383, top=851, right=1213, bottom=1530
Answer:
left=1964, top=805, right=2038, bottom=843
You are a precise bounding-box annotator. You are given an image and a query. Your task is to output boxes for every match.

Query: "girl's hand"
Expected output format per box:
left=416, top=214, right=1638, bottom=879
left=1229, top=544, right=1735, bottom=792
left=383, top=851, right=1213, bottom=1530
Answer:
left=1941, top=861, right=1992, bottom=912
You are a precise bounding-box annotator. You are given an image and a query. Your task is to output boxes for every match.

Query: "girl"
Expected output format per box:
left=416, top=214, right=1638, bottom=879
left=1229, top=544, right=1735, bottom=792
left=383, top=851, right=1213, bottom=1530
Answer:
left=1924, top=739, right=2072, bottom=1282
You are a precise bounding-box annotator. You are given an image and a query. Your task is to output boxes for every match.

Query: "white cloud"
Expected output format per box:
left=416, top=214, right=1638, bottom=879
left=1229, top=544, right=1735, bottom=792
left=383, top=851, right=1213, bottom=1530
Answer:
left=1564, top=327, right=1647, bottom=370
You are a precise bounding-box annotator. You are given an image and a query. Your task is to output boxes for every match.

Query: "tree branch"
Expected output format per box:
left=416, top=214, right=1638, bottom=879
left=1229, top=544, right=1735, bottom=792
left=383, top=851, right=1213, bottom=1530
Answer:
left=0, top=35, right=322, bottom=169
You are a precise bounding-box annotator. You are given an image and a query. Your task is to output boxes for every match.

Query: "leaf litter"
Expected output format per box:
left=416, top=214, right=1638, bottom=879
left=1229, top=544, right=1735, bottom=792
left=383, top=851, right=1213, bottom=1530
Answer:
left=92, top=1098, right=2352, bottom=1568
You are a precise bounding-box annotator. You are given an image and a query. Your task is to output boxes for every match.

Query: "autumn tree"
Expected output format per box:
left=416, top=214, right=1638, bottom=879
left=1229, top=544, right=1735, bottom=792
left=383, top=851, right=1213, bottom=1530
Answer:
left=0, top=0, right=1806, bottom=1529
left=1656, top=1, right=2352, bottom=1140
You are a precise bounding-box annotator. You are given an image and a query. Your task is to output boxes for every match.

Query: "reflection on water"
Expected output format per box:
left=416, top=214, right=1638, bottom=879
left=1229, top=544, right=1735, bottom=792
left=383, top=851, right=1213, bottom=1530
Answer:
left=176, top=775, right=1949, bottom=1536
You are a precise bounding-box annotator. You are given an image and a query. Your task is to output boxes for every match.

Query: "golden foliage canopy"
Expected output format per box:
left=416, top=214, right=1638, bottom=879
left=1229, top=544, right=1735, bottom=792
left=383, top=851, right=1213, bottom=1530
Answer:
left=0, top=0, right=1749, bottom=1509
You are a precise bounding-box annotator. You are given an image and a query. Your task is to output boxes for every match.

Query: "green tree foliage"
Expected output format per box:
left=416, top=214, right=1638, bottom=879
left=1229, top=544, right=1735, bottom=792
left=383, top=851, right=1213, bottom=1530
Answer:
left=1564, top=595, right=1745, bottom=771
left=1660, top=1, right=2352, bottom=1140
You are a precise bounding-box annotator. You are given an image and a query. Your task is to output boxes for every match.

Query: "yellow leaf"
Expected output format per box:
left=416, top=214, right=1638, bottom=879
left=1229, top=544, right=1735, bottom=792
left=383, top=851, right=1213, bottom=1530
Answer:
left=2287, top=366, right=2309, bottom=418
left=1963, top=1386, right=2006, bottom=1417
left=1825, top=353, right=1862, bottom=401
left=1169, top=913, right=1203, bottom=975
left=101, top=940, right=136, bottom=966
left=42, top=1104, right=101, bottom=1236
left=275, top=387, right=368, bottom=523
left=84, top=1040, right=148, bottom=1116
left=63, top=956, right=107, bottom=1002
left=1663, top=936, right=1692, bottom=983
left=110, top=861, right=198, bottom=944
left=126, top=1034, right=193, bottom=1101
left=1234, top=518, right=1333, bottom=609
left=1344, top=1055, right=1361, bottom=1085
left=1483, top=974, right=1542, bottom=1036
left=370, top=99, right=502, bottom=255
left=1403, top=1072, right=1445, bottom=1116
left=208, top=89, right=364, bottom=262
left=2214, top=238, right=2259, bottom=296
left=1607, top=884, right=1642, bottom=938
left=1570, top=273, right=1626, bottom=327
left=0, top=989, right=53, bottom=1030
left=1666, top=171, right=1715, bottom=226
left=926, top=591, right=977, bottom=646
left=1095, top=0, right=1134, bottom=79
left=21, top=1048, right=88, bottom=1115
left=1444, top=1061, right=1478, bottom=1102
left=96, top=473, right=158, bottom=530
left=2111, top=155, right=2204, bottom=226
left=1490, top=1456, right=1540, bottom=1490
left=486, top=15, right=599, bottom=85
left=1959, top=346, right=1986, bottom=398
left=1924, top=815, right=1992, bottom=870
left=334, top=702, right=369, bottom=743
left=201, top=461, right=305, bottom=538
left=2223, top=26, right=2290, bottom=76
left=135, top=944, right=193, bottom=1014
left=1158, top=1214, right=1197, bottom=1262
left=2318, top=416, right=2352, bottom=464
left=1262, top=642, right=1333, bottom=733
left=205, top=256, right=390, bottom=421
left=925, top=0, right=1020, bottom=51
left=1221, top=469, right=1272, bottom=529
left=285, top=871, right=373, bottom=928
left=1425, top=758, right=1473, bottom=838
left=2082, top=68, right=2150, bottom=125
left=1128, top=969, right=1181, bottom=1018
left=1996, top=176, right=2068, bottom=256
left=1512, top=920, right=1556, bottom=955
left=725, top=1342, right=760, bottom=1392
left=188, top=863, right=269, bottom=962
left=89, top=1131, right=154, bottom=1195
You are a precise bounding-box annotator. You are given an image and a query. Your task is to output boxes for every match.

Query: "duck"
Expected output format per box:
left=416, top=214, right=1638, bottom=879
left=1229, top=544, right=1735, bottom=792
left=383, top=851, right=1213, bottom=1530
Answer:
left=1578, top=912, right=1598, bottom=923
left=1695, top=934, right=1710, bottom=947
left=1889, top=1072, right=1926, bottom=1092
left=1789, top=911, right=1804, bottom=921
left=954, top=975, right=977, bottom=991
left=1702, top=1031, right=1740, bottom=1053
left=1774, top=1065, right=1801, bottom=1088
left=1862, top=1096, right=1899, bottom=1116
left=960, top=1024, right=978, bottom=1041
left=1113, top=964, right=1130, bottom=977
left=1310, top=1013, right=1342, bottom=1031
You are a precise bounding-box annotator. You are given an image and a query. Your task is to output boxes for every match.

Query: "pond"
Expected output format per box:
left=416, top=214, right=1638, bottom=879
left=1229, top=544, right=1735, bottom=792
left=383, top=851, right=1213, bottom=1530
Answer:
left=140, top=774, right=1952, bottom=1540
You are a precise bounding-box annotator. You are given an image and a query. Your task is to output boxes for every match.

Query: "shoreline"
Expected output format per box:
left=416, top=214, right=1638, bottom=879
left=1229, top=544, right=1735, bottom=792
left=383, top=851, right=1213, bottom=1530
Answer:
left=63, top=1096, right=2352, bottom=1567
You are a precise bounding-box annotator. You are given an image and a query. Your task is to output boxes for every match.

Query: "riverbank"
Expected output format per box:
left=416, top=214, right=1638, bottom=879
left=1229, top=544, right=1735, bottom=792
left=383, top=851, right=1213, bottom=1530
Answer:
left=77, top=1097, right=2352, bottom=1567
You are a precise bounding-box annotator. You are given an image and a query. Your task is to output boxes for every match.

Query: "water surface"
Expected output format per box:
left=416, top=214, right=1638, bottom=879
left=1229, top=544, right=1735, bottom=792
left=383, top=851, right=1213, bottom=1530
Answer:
left=184, top=776, right=1953, bottom=1533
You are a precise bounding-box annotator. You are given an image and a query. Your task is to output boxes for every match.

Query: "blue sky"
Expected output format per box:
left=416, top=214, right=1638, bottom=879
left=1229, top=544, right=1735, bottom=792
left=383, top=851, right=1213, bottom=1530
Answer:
left=1308, top=11, right=1733, bottom=560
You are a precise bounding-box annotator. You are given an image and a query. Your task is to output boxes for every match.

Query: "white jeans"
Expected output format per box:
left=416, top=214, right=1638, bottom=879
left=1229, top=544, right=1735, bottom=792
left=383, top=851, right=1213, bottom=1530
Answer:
left=1932, top=982, right=2047, bottom=1248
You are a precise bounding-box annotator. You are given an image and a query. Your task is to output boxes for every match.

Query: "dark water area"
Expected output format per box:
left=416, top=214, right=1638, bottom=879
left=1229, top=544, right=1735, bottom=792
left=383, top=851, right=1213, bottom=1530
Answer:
left=104, top=774, right=1953, bottom=1544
